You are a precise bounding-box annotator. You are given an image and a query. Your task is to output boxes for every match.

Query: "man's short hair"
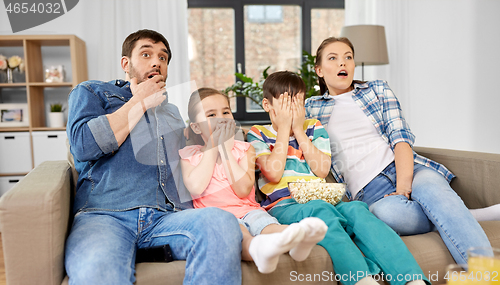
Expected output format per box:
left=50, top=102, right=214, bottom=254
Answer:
left=263, top=71, right=306, bottom=102
left=122, top=29, right=172, bottom=64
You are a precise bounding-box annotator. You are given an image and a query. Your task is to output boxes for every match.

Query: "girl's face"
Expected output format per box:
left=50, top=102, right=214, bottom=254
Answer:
left=191, top=94, right=234, bottom=141
left=315, top=41, right=355, bottom=96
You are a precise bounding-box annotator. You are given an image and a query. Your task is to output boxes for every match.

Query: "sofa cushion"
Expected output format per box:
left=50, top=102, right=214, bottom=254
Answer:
left=132, top=245, right=333, bottom=285
left=59, top=221, right=500, bottom=285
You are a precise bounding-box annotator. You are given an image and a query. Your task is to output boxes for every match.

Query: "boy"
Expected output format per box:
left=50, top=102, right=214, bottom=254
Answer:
left=247, top=71, right=429, bottom=285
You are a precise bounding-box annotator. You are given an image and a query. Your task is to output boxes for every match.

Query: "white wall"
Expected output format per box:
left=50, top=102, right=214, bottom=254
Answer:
left=0, top=0, right=191, bottom=121
left=2, top=1, right=499, bottom=153
left=346, top=0, right=500, bottom=154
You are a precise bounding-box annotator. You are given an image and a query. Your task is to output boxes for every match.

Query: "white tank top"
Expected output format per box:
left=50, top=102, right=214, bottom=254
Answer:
left=327, top=91, right=394, bottom=198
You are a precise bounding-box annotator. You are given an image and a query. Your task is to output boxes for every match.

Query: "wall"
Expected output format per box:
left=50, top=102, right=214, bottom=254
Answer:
left=0, top=0, right=191, bottom=120
left=346, top=0, right=500, bottom=154
left=2, top=1, right=499, bottom=153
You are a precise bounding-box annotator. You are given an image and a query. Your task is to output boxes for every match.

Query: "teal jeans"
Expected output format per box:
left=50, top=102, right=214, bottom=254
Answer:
left=268, top=199, right=429, bottom=285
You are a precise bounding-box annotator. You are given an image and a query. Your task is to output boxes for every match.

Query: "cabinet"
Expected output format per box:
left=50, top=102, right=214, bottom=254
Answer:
left=0, top=35, right=87, bottom=178
left=32, top=131, right=68, bottom=167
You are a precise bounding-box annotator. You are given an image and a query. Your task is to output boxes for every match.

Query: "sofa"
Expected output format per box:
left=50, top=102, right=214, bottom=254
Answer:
left=0, top=146, right=499, bottom=285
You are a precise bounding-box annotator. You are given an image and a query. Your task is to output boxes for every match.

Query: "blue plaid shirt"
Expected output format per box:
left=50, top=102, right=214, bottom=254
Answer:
left=305, top=80, right=455, bottom=198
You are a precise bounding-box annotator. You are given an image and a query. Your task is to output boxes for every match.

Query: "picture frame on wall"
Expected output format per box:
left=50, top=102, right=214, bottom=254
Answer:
left=0, top=103, right=29, bottom=127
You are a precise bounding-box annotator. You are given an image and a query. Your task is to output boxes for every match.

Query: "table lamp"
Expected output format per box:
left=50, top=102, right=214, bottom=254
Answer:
left=340, top=25, right=389, bottom=80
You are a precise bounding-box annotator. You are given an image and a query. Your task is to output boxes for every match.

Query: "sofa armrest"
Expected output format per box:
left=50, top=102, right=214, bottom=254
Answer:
left=0, top=160, right=72, bottom=285
left=414, top=147, right=500, bottom=209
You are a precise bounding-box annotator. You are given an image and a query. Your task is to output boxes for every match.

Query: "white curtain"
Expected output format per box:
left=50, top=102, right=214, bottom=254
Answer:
left=0, top=0, right=191, bottom=120
left=345, top=0, right=411, bottom=114
left=345, top=0, right=500, bottom=154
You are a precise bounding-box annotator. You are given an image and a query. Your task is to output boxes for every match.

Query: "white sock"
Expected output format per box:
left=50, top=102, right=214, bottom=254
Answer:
left=470, top=204, right=500, bottom=221
left=356, top=276, right=379, bottom=285
left=406, top=280, right=426, bottom=285
left=289, top=217, right=328, bottom=262
left=249, top=223, right=305, bottom=274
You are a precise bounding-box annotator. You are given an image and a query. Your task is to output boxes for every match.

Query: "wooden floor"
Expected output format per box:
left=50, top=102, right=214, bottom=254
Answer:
left=0, top=234, right=6, bottom=285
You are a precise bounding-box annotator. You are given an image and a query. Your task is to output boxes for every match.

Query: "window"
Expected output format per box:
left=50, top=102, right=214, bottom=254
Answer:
left=187, top=8, right=237, bottom=111
left=188, top=0, right=344, bottom=124
left=244, top=5, right=301, bottom=112
left=247, top=5, right=283, bottom=23
left=311, top=8, right=345, bottom=55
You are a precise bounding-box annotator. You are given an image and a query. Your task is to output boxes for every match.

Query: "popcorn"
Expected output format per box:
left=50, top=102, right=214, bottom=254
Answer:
left=288, top=179, right=346, bottom=205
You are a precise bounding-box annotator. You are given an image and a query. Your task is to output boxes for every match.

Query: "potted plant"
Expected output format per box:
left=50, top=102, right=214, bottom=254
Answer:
left=223, top=51, right=320, bottom=110
left=48, top=103, right=65, bottom=128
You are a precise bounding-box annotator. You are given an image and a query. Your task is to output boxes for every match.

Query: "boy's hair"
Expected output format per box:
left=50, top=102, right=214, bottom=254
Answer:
left=263, top=71, right=306, bottom=103
left=187, top=87, right=230, bottom=146
left=122, top=29, right=172, bottom=64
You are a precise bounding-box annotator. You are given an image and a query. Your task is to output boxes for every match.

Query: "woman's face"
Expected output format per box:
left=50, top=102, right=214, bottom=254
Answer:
left=315, top=41, right=355, bottom=96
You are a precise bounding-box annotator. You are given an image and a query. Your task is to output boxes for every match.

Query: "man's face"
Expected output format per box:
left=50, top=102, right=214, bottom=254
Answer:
left=122, top=38, right=169, bottom=84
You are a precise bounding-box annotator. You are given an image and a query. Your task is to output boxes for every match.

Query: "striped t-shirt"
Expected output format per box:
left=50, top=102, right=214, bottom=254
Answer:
left=247, top=119, right=331, bottom=209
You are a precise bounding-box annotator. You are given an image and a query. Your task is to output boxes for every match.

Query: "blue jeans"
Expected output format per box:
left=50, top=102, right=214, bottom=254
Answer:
left=65, top=207, right=242, bottom=285
left=355, top=162, right=491, bottom=264
left=238, top=209, right=280, bottom=236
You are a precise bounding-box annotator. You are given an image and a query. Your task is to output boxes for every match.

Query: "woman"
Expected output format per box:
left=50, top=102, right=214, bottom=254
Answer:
left=305, top=36, right=496, bottom=265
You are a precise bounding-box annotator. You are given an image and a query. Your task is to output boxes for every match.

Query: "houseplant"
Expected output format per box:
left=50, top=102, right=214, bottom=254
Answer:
left=48, top=103, right=65, bottom=128
left=223, top=51, right=320, bottom=110
left=223, top=66, right=269, bottom=110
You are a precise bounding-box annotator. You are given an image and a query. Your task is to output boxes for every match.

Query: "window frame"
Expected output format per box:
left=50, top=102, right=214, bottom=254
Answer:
left=188, top=0, right=344, bottom=124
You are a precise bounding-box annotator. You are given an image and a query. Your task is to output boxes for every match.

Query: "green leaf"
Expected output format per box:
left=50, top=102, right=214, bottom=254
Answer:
left=235, top=72, right=253, bottom=83
left=262, top=66, right=271, bottom=79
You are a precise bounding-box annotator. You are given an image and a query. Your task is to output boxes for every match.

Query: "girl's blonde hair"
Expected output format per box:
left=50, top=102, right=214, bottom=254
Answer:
left=187, top=87, right=230, bottom=145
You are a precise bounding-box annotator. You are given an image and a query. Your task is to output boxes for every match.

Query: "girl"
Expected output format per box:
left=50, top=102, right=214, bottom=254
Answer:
left=179, top=87, right=327, bottom=274
left=306, top=36, right=500, bottom=265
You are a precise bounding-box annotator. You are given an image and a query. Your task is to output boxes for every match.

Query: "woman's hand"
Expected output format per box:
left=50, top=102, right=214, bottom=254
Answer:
left=385, top=186, right=412, bottom=199
left=388, top=142, right=415, bottom=200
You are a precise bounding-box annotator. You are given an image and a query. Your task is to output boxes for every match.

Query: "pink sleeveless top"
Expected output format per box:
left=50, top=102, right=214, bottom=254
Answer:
left=179, top=141, right=263, bottom=218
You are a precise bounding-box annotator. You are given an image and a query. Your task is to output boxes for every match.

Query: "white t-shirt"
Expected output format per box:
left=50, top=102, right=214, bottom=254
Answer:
left=327, top=91, right=394, bottom=198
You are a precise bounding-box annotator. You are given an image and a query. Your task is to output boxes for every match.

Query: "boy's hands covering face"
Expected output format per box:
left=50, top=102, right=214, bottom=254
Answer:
left=269, top=93, right=293, bottom=132
left=291, top=93, right=305, bottom=135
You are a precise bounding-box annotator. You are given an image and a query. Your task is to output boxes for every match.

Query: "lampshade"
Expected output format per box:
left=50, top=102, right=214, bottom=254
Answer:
left=340, top=25, right=389, bottom=66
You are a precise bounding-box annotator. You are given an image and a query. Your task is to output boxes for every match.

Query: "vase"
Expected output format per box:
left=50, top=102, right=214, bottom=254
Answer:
left=6, top=68, right=13, bottom=83
left=48, top=112, right=65, bottom=128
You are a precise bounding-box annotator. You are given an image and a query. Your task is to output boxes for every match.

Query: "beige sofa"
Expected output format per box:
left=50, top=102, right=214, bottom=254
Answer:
left=0, top=147, right=499, bottom=285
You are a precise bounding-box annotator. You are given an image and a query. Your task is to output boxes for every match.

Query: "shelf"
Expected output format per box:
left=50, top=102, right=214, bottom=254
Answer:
left=0, top=127, right=29, bottom=132
left=0, top=34, right=87, bottom=176
left=0, top=82, right=73, bottom=88
left=31, top=127, right=66, bottom=131
left=29, top=82, right=73, bottom=87
left=0, top=83, right=26, bottom=88
left=0, top=173, right=28, bottom=177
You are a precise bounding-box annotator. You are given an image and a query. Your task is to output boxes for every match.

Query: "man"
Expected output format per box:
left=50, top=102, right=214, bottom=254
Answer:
left=65, top=29, right=242, bottom=284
